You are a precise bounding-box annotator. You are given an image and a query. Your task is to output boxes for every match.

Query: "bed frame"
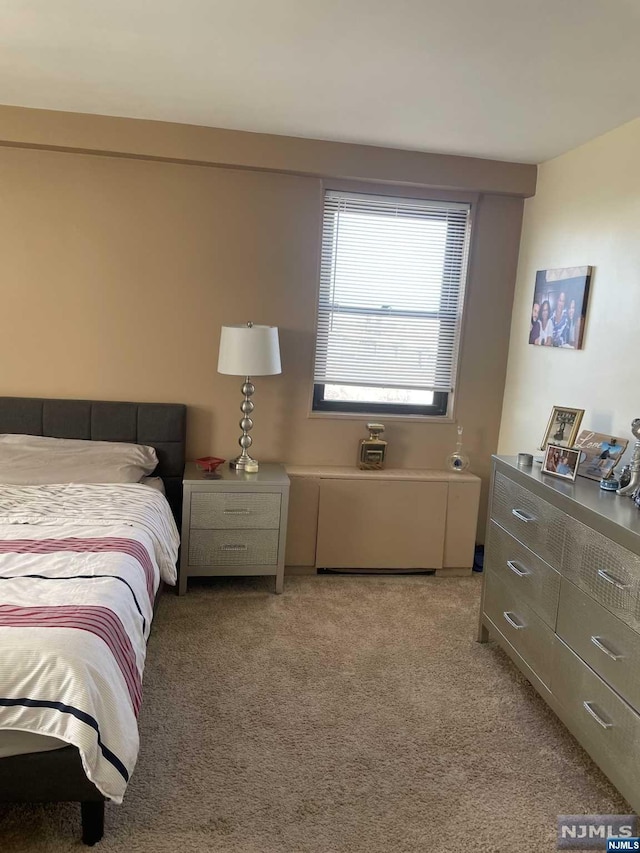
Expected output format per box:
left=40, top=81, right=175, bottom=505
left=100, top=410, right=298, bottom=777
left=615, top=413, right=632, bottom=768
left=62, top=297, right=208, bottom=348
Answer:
left=0, top=396, right=186, bottom=845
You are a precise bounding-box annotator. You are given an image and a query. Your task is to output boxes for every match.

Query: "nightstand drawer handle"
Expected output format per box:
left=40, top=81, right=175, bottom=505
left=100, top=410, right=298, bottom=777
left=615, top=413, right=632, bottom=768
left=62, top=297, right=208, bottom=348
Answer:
left=223, top=508, right=252, bottom=515
left=506, top=560, right=529, bottom=577
left=590, top=635, right=623, bottom=661
left=511, top=508, right=535, bottom=523
left=220, top=544, right=248, bottom=551
left=597, top=569, right=629, bottom=590
left=502, top=611, right=525, bottom=630
left=582, top=701, right=613, bottom=729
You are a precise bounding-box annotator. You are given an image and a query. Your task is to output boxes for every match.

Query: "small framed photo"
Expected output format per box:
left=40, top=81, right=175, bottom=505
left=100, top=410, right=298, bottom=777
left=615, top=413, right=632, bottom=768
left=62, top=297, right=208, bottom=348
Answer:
left=542, top=444, right=581, bottom=481
left=574, top=430, right=628, bottom=481
left=540, top=406, right=584, bottom=451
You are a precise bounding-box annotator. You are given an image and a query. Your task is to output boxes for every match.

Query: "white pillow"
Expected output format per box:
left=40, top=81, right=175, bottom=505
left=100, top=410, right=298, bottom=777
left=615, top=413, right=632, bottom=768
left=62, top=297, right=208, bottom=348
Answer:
left=0, top=434, right=158, bottom=485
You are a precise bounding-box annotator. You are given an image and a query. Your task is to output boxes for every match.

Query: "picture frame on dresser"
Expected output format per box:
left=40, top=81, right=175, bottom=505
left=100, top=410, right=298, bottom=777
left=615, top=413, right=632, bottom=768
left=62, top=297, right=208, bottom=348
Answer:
left=542, top=443, right=580, bottom=481
left=540, top=405, right=584, bottom=451
left=574, top=430, right=628, bottom=481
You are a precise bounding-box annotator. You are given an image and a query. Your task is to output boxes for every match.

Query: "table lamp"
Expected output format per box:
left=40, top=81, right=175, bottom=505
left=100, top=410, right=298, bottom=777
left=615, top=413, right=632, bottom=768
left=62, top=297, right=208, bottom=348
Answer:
left=217, top=322, right=281, bottom=471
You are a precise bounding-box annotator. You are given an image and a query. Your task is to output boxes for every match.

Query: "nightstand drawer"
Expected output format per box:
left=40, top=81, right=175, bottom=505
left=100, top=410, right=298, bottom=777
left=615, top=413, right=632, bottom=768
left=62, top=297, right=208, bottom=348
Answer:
left=190, top=492, right=281, bottom=530
left=557, top=578, right=640, bottom=713
left=563, top=518, right=640, bottom=631
left=188, top=529, right=279, bottom=566
left=491, top=472, right=565, bottom=569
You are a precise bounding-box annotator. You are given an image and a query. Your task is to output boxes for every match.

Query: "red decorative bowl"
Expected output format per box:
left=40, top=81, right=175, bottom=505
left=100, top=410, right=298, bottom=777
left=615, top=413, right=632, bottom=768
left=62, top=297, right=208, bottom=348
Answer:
left=195, top=456, right=226, bottom=473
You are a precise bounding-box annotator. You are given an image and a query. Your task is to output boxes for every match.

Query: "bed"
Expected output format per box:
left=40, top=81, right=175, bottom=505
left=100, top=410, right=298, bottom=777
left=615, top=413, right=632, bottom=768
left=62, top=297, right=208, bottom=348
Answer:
left=0, top=396, right=186, bottom=845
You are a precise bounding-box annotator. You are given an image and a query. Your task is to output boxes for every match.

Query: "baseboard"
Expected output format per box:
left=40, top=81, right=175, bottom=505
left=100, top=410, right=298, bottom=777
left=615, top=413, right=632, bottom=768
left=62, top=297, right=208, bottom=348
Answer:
left=285, top=566, right=473, bottom=577
left=435, top=567, right=473, bottom=577
left=285, top=565, right=317, bottom=576
left=319, top=568, right=436, bottom=575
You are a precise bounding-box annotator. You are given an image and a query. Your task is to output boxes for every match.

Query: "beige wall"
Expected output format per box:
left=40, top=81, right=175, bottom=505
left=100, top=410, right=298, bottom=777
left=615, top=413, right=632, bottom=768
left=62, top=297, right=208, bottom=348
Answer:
left=0, top=107, right=529, bottom=538
left=499, top=118, right=640, bottom=459
left=0, top=104, right=536, bottom=197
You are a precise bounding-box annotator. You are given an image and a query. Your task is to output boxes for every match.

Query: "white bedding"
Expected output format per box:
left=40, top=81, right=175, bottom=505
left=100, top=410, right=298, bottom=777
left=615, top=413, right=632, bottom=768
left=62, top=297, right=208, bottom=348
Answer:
left=0, top=433, right=158, bottom=484
left=140, top=476, right=166, bottom=495
left=0, top=482, right=179, bottom=801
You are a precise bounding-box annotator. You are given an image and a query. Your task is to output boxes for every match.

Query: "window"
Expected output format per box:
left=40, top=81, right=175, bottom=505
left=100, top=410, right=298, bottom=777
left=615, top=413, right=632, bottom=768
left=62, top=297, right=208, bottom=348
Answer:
left=312, top=190, right=471, bottom=416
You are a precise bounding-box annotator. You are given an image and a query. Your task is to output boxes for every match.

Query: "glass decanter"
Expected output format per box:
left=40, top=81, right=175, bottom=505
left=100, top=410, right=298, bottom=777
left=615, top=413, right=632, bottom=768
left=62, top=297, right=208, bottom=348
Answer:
left=445, top=424, right=470, bottom=473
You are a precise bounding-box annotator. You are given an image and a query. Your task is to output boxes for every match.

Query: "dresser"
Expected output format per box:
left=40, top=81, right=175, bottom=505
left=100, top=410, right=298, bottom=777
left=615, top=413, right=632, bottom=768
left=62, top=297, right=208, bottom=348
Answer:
left=179, top=463, right=290, bottom=595
left=479, top=456, right=640, bottom=812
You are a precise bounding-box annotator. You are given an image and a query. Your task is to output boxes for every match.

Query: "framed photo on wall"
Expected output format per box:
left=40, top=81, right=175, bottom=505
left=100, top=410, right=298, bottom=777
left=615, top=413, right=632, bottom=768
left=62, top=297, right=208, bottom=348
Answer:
left=529, top=266, right=592, bottom=349
left=542, top=444, right=581, bottom=481
left=540, top=406, right=584, bottom=451
left=574, top=430, right=628, bottom=481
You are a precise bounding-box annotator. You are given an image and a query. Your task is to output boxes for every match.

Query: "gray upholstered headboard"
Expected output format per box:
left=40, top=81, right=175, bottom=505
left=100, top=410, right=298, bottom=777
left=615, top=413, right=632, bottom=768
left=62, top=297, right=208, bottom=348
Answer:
left=0, top=397, right=186, bottom=521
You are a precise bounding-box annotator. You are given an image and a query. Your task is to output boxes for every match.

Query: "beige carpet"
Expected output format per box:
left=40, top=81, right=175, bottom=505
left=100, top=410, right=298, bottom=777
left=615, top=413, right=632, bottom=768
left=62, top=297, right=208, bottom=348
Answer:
left=0, top=574, right=628, bottom=852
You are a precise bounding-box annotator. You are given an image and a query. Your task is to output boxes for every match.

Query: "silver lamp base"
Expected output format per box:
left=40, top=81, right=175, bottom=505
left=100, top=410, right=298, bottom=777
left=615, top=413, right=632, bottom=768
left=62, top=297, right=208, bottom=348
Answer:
left=229, top=453, right=259, bottom=472
left=229, top=377, right=260, bottom=472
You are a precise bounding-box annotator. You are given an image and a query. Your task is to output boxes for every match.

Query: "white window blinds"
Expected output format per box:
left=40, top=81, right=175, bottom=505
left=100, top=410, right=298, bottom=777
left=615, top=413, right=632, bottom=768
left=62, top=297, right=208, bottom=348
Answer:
left=313, top=190, right=471, bottom=393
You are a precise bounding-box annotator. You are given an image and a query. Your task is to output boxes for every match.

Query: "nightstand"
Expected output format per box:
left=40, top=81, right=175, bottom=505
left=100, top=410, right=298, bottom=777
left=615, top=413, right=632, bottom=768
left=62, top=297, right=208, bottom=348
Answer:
left=178, top=462, right=290, bottom=595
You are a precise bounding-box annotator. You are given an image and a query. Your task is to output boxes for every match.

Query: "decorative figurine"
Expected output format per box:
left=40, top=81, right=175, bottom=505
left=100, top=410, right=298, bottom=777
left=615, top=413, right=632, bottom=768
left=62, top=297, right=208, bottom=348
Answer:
left=617, top=419, right=640, bottom=498
left=619, top=464, right=632, bottom=490
left=358, top=423, right=388, bottom=470
left=446, top=424, right=470, bottom=473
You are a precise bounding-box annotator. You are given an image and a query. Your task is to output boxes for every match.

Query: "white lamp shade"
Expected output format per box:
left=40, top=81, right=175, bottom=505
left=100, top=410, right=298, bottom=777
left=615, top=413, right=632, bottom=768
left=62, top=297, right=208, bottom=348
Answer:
left=217, top=324, right=282, bottom=376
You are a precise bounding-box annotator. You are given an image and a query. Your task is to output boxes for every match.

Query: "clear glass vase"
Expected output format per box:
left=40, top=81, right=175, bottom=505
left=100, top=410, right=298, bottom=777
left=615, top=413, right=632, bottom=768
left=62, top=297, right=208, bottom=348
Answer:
left=446, top=424, right=470, bottom=473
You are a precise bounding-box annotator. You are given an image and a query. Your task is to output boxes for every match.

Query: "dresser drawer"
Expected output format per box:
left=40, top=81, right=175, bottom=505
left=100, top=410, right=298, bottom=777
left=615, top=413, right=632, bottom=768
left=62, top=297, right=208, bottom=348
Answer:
left=188, top=529, right=279, bottom=566
left=484, top=569, right=555, bottom=686
left=557, top=578, right=640, bottom=713
left=563, top=519, right=640, bottom=632
left=485, top=520, right=560, bottom=628
left=553, top=638, right=640, bottom=805
left=491, top=472, right=565, bottom=569
left=190, top=492, right=281, bottom=530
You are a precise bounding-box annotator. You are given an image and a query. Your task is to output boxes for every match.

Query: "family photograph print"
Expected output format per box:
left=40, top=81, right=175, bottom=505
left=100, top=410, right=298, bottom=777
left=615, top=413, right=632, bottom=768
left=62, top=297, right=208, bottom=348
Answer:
left=542, top=444, right=581, bottom=481
left=529, top=266, right=592, bottom=349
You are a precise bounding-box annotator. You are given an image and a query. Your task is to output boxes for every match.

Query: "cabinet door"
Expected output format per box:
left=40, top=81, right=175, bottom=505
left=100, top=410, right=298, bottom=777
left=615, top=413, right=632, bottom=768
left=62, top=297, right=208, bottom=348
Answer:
left=285, top=477, right=320, bottom=567
left=444, top=480, right=481, bottom=569
left=316, top=479, right=446, bottom=569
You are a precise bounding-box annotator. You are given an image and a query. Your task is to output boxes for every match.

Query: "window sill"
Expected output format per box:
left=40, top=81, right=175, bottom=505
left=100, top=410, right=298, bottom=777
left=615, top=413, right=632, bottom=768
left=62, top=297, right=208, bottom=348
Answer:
left=307, top=410, right=455, bottom=424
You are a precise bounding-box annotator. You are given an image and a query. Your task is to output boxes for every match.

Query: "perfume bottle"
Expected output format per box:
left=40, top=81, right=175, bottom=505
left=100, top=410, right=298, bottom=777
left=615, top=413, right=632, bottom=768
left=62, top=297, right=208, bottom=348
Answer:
left=358, top=423, right=387, bottom=470
left=446, top=424, right=470, bottom=473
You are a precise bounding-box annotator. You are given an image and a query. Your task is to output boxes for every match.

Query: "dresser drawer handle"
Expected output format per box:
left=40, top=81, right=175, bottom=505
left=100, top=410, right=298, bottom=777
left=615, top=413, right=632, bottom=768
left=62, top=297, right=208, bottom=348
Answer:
left=511, top=508, right=535, bottom=523
left=590, top=635, right=623, bottom=661
left=223, top=509, right=252, bottom=515
left=506, top=560, right=529, bottom=578
left=582, top=701, right=613, bottom=730
left=502, top=611, right=525, bottom=630
left=597, top=569, right=629, bottom=590
left=220, top=544, right=248, bottom=551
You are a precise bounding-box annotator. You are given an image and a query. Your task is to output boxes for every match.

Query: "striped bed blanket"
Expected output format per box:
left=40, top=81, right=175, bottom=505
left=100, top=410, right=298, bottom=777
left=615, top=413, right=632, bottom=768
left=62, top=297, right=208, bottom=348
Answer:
left=0, top=482, right=179, bottom=803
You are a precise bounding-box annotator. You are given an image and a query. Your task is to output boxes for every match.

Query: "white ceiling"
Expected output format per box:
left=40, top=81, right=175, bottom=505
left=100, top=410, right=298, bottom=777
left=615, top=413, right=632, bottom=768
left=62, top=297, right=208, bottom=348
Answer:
left=1, top=0, right=639, bottom=164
